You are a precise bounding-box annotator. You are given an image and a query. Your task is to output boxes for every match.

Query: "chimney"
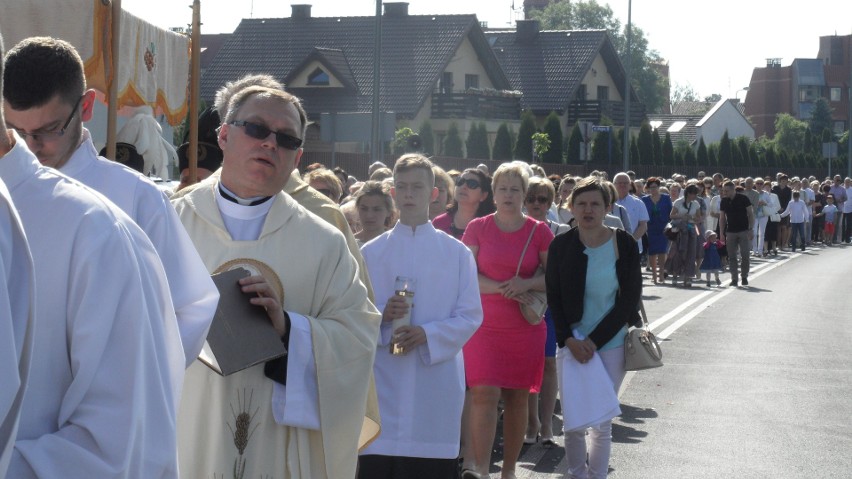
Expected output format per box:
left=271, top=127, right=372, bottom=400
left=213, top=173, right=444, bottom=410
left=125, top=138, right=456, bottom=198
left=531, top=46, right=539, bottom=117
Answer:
left=516, top=19, right=540, bottom=43
left=291, top=4, right=312, bottom=19
left=384, top=2, right=409, bottom=17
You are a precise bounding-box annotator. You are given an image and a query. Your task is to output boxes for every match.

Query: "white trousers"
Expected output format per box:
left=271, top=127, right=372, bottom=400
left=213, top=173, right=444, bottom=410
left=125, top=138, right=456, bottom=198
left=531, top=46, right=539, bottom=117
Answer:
left=562, top=347, right=626, bottom=479
left=753, top=216, right=768, bottom=253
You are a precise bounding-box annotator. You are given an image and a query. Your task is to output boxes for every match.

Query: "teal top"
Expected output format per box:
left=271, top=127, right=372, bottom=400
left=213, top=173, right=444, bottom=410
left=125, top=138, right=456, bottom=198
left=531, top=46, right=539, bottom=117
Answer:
left=572, top=235, right=626, bottom=351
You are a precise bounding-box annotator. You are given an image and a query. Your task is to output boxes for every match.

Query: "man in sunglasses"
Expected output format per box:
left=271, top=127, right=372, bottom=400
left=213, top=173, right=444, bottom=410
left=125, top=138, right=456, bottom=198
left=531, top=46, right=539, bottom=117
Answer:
left=3, top=37, right=219, bottom=369
left=171, top=84, right=380, bottom=479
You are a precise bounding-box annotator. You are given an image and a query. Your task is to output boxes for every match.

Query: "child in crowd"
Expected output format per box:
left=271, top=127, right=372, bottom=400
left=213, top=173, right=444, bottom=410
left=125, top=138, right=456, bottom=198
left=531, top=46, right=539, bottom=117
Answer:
left=700, top=230, right=724, bottom=287
left=820, top=194, right=839, bottom=246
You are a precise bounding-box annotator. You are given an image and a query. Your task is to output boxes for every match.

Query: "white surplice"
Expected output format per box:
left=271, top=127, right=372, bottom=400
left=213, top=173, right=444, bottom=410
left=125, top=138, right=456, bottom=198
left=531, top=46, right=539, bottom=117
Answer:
left=0, top=179, right=35, bottom=477
left=172, top=178, right=381, bottom=479
left=360, top=221, right=483, bottom=459
left=0, top=134, right=184, bottom=478
left=61, top=130, right=219, bottom=366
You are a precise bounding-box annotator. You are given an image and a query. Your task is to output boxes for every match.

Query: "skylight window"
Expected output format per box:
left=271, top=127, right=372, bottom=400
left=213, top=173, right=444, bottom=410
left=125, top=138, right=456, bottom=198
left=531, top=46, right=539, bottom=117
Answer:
left=668, top=121, right=686, bottom=133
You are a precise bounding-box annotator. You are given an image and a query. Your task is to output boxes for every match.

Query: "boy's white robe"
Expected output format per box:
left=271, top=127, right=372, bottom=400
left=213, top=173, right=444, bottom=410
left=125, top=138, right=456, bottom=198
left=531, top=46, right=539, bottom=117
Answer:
left=0, top=135, right=184, bottom=478
left=172, top=178, right=381, bottom=479
left=0, top=179, right=35, bottom=477
left=360, top=222, right=482, bottom=458
left=61, top=129, right=219, bottom=367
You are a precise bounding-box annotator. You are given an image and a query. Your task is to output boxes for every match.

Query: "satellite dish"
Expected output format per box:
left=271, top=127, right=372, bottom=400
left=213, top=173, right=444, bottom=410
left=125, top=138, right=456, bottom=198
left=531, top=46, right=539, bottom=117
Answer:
left=407, top=134, right=423, bottom=152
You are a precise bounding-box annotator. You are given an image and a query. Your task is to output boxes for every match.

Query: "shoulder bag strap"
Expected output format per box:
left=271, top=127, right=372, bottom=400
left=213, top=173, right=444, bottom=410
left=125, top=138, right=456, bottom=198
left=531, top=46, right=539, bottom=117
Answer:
left=516, top=221, right=537, bottom=277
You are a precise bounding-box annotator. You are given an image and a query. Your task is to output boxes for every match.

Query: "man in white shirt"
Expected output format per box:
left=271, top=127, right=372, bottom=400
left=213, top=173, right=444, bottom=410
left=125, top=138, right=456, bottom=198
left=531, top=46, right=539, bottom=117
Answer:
left=359, top=155, right=483, bottom=478
left=3, top=36, right=219, bottom=366
left=172, top=85, right=380, bottom=478
left=0, top=178, right=34, bottom=477
left=613, top=172, right=648, bottom=253
left=0, top=33, right=184, bottom=477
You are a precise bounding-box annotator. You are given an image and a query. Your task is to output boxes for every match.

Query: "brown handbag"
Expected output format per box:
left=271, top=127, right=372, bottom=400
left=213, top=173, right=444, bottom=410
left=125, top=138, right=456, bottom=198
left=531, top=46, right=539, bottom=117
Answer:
left=516, top=224, right=546, bottom=325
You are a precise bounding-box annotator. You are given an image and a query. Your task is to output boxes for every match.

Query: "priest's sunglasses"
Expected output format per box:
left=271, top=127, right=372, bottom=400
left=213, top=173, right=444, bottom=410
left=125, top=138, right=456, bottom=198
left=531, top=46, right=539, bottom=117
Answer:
left=229, top=120, right=303, bottom=150
left=14, top=95, right=84, bottom=143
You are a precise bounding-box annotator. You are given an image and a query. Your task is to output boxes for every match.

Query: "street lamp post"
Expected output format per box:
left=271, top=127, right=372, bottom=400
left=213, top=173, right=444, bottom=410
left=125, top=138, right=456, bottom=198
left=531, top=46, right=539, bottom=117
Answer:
left=735, top=86, right=750, bottom=103
left=622, top=0, right=632, bottom=172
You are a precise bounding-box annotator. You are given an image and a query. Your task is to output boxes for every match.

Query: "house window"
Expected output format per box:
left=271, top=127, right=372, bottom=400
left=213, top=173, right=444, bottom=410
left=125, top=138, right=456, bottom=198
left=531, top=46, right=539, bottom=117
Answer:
left=798, top=85, right=819, bottom=102
left=834, top=121, right=846, bottom=135
left=597, top=86, right=609, bottom=101
left=830, top=87, right=842, bottom=102
left=576, top=84, right=587, bottom=101
left=440, top=72, right=454, bottom=95
left=465, top=74, right=480, bottom=90
left=308, top=68, right=330, bottom=86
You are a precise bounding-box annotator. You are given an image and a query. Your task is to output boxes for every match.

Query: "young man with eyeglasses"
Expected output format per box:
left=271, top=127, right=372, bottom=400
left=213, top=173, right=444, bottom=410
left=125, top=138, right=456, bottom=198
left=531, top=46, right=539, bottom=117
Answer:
left=171, top=85, right=380, bottom=478
left=0, top=32, right=184, bottom=477
left=3, top=36, right=219, bottom=368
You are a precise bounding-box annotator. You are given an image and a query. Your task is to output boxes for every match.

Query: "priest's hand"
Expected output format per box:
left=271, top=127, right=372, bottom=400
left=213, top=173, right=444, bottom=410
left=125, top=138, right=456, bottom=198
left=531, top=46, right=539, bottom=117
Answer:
left=392, top=325, right=426, bottom=350
left=382, top=294, right=410, bottom=323
left=240, top=275, right=288, bottom=337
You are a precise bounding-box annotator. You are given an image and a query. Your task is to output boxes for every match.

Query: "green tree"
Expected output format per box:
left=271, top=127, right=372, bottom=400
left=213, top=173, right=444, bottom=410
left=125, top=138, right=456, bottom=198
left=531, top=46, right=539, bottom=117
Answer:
left=443, top=122, right=464, bottom=158
left=419, top=120, right=435, bottom=156
left=393, top=127, right=417, bottom=157
left=630, top=136, right=640, bottom=166
left=542, top=111, right=564, bottom=163
left=514, top=110, right=536, bottom=161
left=683, top=145, right=696, bottom=167
left=662, top=132, right=674, bottom=167
left=529, top=0, right=666, bottom=113
left=774, top=113, right=808, bottom=156
left=566, top=122, right=583, bottom=164
left=736, top=136, right=751, bottom=166
left=708, top=143, right=719, bottom=168
left=466, top=122, right=490, bottom=160
left=492, top=123, right=514, bottom=161
left=637, top=121, right=653, bottom=165
left=749, top=143, right=762, bottom=169
left=591, top=130, right=609, bottom=164
left=718, top=131, right=733, bottom=167
left=697, top=137, right=708, bottom=168
left=765, top=145, right=777, bottom=168
left=809, top=98, right=833, bottom=137
left=652, top=128, right=662, bottom=166
left=532, top=132, right=551, bottom=162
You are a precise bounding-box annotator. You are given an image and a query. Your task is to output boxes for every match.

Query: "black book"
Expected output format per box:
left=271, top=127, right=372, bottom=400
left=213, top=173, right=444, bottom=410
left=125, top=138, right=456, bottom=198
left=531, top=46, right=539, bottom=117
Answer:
left=199, top=267, right=288, bottom=376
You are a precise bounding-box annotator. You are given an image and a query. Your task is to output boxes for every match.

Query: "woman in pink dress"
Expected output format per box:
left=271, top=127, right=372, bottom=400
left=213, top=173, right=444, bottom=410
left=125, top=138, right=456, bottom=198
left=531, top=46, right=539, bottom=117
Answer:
left=461, top=163, right=554, bottom=479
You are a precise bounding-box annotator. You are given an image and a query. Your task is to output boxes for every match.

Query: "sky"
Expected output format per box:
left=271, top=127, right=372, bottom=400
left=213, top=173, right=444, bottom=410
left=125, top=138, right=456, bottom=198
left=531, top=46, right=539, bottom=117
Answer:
left=123, top=0, right=852, bottom=102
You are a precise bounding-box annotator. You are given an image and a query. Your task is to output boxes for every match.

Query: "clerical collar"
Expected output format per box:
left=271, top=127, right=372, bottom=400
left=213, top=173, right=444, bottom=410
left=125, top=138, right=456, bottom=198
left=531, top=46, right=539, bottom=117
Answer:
left=218, top=182, right=272, bottom=206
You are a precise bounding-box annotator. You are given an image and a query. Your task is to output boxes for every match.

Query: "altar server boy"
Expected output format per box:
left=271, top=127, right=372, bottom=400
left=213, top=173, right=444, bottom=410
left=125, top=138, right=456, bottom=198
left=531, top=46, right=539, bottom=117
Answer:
left=359, top=154, right=483, bottom=478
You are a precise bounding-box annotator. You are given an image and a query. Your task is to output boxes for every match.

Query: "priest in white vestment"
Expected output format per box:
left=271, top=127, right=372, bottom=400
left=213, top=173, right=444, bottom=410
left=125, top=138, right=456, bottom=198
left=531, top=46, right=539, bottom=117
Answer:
left=172, top=85, right=380, bottom=478
left=358, top=155, right=482, bottom=478
left=3, top=36, right=219, bottom=367
left=0, top=178, right=35, bottom=477
left=0, top=123, right=184, bottom=475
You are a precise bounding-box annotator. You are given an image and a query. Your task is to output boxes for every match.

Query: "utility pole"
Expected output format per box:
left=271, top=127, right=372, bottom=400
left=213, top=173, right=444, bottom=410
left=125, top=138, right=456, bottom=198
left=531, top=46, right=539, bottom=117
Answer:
left=371, top=0, right=382, bottom=163
left=622, top=0, right=632, bottom=172
left=848, top=50, right=852, bottom=177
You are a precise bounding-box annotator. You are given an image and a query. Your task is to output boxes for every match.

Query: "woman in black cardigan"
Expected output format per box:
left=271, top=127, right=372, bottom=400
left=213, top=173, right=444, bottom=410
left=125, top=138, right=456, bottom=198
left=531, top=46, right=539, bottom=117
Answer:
left=545, top=176, right=642, bottom=479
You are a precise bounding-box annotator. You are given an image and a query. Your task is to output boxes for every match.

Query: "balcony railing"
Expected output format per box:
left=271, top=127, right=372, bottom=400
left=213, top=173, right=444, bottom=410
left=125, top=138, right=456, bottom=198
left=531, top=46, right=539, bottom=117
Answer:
left=431, top=90, right=521, bottom=120
left=566, top=100, right=646, bottom=125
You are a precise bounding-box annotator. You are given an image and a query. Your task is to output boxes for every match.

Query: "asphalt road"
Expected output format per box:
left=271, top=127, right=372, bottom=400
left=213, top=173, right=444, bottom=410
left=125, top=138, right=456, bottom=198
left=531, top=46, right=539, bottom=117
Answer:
left=488, top=243, right=852, bottom=478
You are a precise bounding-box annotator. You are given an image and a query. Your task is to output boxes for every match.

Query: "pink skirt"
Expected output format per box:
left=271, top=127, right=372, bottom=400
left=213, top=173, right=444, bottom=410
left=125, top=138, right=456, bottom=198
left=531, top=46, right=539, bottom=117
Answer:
left=463, top=294, right=546, bottom=392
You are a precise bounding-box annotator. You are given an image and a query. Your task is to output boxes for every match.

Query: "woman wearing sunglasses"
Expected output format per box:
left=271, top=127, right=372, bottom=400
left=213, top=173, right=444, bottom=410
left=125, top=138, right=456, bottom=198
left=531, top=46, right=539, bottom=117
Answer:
left=432, top=168, right=495, bottom=240
left=522, top=177, right=569, bottom=449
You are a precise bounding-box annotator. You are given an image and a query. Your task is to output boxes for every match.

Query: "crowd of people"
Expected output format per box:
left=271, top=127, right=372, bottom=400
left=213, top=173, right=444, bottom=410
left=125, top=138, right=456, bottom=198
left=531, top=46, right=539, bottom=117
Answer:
left=4, top=31, right=852, bottom=479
